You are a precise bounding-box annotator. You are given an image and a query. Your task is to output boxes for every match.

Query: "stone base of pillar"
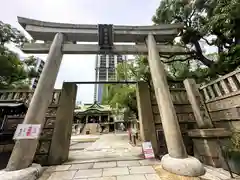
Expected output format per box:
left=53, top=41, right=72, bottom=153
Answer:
left=0, top=163, right=44, bottom=180
left=161, top=154, right=205, bottom=177
left=188, top=128, right=232, bottom=168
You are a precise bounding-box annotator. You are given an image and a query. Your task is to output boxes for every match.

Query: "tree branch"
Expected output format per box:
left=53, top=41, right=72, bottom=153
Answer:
left=186, top=8, right=196, bottom=27
left=202, top=37, right=215, bottom=46
left=159, top=54, right=176, bottom=59
left=192, top=41, right=214, bottom=67
left=161, top=56, right=193, bottom=63
left=172, top=64, right=178, bottom=78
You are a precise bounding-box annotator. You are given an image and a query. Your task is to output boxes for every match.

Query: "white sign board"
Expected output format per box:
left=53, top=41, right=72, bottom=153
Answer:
left=13, top=124, right=41, bottom=140
left=142, top=141, right=155, bottom=159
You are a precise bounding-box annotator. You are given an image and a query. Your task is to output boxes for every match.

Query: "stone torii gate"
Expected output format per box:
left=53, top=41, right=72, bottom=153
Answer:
left=6, top=17, right=205, bottom=176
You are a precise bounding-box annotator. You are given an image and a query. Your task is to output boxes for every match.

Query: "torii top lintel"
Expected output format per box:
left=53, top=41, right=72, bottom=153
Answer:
left=17, top=17, right=183, bottom=43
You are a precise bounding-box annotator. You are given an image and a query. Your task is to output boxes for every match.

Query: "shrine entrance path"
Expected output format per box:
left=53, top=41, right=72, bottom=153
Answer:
left=38, top=133, right=237, bottom=180
left=67, top=133, right=144, bottom=164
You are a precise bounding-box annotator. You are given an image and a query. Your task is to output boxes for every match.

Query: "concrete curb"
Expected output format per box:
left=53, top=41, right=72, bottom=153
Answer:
left=0, top=163, right=46, bottom=180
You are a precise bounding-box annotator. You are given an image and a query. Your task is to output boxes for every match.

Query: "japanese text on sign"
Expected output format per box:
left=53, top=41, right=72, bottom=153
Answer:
left=13, top=124, right=41, bottom=140
left=142, top=141, right=155, bottom=159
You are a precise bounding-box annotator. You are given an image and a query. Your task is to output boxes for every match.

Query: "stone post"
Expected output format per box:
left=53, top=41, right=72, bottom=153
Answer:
left=183, top=79, right=213, bottom=128
left=6, top=33, right=64, bottom=171
left=136, top=81, right=158, bottom=154
left=146, top=34, right=205, bottom=176
left=184, top=79, right=232, bottom=167
left=48, top=82, right=77, bottom=165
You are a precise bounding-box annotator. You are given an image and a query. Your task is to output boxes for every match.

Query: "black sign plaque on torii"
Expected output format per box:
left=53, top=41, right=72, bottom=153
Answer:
left=98, top=24, right=114, bottom=51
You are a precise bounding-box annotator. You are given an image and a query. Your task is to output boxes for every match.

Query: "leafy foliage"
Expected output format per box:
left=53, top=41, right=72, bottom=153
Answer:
left=101, top=55, right=194, bottom=117
left=152, top=0, right=240, bottom=78
left=0, top=21, right=39, bottom=89
left=103, top=0, right=240, bottom=118
left=101, top=60, right=139, bottom=117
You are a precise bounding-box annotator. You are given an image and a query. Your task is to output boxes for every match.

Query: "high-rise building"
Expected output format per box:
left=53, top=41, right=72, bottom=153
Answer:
left=94, top=54, right=127, bottom=103
left=30, top=57, right=45, bottom=89
left=19, top=56, right=45, bottom=89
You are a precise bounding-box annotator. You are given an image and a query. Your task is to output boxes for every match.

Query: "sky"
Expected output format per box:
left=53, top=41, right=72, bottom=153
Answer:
left=0, top=0, right=160, bottom=103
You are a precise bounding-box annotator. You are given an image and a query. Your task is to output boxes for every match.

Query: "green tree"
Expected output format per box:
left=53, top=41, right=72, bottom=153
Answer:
left=102, top=0, right=240, bottom=116
left=101, top=60, right=141, bottom=117
left=101, top=55, right=193, bottom=117
left=152, top=0, right=240, bottom=77
left=0, top=21, right=38, bottom=89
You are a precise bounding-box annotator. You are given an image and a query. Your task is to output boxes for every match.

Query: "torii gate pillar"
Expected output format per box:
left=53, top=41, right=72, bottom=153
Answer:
left=6, top=33, right=64, bottom=171
left=146, top=33, right=205, bottom=177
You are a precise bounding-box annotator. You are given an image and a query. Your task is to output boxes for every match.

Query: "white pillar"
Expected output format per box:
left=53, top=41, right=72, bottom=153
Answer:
left=6, top=33, right=64, bottom=171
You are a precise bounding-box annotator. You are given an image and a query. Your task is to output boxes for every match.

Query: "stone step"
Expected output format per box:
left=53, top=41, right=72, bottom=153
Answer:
left=64, top=156, right=144, bottom=165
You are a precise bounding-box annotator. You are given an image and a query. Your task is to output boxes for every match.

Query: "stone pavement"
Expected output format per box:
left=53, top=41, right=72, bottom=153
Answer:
left=38, top=159, right=239, bottom=180
left=66, top=133, right=143, bottom=164
left=70, top=135, right=99, bottom=151
left=37, top=133, right=239, bottom=180
left=39, top=159, right=162, bottom=180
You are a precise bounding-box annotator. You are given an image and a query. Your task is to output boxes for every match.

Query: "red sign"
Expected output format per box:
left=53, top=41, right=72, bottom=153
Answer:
left=142, top=142, right=155, bottom=159
left=13, top=124, right=41, bottom=140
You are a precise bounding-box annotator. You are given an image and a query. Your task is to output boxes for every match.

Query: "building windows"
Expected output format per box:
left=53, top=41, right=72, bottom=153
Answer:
left=30, top=58, right=45, bottom=89
left=94, top=54, right=127, bottom=103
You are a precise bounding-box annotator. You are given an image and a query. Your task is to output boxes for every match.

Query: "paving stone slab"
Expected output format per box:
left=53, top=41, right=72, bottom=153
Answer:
left=204, top=166, right=233, bottom=179
left=204, top=165, right=238, bottom=178
left=139, top=159, right=161, bottom=166
left=200, top=172, right=221, bottom=180
left=145, top=174, right=162, bottom=180
left=69, top=163, right=94, bottom=170
left=74, top=169, right=103, bottom=179
left=47, top=170, right=77, bottom=180
left=46, top=165, right=71, bottom=172
left=88, top=177, right=117, bottom=180
left=117, top=174, right=147, bottom=180
left=103, top=167, right=129, bottom=176
left=94, top=162, right=117, bottom=168
left=117, top=160, right=140, bottom=167
left=37, top=172, right=52, bottom=180
left=129, top=166, right=156, bottom=174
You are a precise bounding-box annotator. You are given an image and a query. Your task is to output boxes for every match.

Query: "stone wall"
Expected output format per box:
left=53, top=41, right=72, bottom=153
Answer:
left=199, top=69, right=240, bottom=131
left=150, top=68, right=240, bottom=158
left=150, top=88, right=196, bottom=155
left=0, top=90, right=61, bottom=166
left=0, top=115, right=24, bottom=153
